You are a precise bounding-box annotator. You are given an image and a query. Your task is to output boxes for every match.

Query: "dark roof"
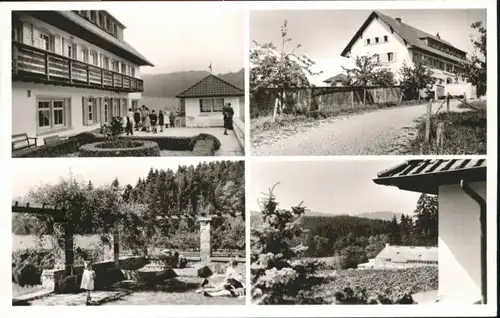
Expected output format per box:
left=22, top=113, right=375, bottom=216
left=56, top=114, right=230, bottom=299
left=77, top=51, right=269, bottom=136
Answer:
left=341, top=11, right=469, bottom=65
left=323, top=73, right=348, bottom=83
left=373, top=159, right=486, bottom=194
left=58, top=11, right=153, bottom=66
left=176, top=74, right=244, bottom=98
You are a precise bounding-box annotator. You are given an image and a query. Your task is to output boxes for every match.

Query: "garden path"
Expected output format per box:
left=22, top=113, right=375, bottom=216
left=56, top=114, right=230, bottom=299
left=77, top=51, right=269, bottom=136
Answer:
left=251, top=99, right=467, bottom=156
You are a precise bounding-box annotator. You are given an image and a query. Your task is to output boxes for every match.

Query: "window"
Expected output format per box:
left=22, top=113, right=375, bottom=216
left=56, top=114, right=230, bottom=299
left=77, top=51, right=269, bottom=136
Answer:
left=387, top=52, right=394, bottom=62
left=90, top=50, right=98, bottom=66
left=446, top=63, right=454, bottom=73
left=88, top=99, right=94, bottom=122
left=375, top=37, right=379, bottom=44
left=81, top=11, right=88, bottom=18
left=366, top=39, right=371, bottom=45
left=113, top=60, right=120, bottom=72
left=90, top=11, right=97, bottom=23
left=37, top=99, right=69, bottom=131
left=373, top=54, right=380, bottom=63
left=102, top=56, right=110, bottom=70
left=98, top=13, right=104, bottom=27
left=121, top=63, right=127, bottom=75
left=199, top=98, right=224, bottom=113
left=79, top=47, right=89, bottom=63
left=113, top=24, right=118, bottom=36
left=131, top=66, right=135, bottom=77
left=384, top=35, right=388, bottom=42
left=104, top=98, right=109, bottom=122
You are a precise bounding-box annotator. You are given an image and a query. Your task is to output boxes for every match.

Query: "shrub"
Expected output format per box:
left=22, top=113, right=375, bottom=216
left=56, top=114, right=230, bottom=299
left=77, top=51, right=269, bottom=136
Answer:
left=15, top=263, right=40, bottom=287
left=190, top=133, right=221, bottom=151
left=12, top=138, right=80, bottom=158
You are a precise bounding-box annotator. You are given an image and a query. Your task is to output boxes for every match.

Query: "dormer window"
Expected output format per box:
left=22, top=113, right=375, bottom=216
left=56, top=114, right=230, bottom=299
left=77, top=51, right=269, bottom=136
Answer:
left=90, top=11, right=97, bottom=23
left=98, top=12, right=104, bottom=27
left=113, top=24, right=118, bottom=37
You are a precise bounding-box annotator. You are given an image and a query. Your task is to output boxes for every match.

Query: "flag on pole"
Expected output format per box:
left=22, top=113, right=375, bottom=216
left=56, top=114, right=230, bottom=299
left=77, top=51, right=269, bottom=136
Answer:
left=208, top=63, right=212, bottom=73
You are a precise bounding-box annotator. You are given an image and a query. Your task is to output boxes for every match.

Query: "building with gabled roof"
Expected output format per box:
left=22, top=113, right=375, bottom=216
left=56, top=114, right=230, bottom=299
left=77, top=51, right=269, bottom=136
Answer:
left=373, top=159, right=487, bottom=304
left=358, top=243, right=438, bottom=270
left=340, top=11, right=475, bottom=98
left=323, top=73, right=349, bottom=87
left=11, top=10, right=153, bottom=147
left=176, top=74, right=244, bottom=128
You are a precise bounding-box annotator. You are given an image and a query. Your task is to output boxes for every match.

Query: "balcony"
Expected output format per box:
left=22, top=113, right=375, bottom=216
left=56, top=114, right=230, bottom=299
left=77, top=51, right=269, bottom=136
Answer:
left=12, top=41, right=143, bottom=93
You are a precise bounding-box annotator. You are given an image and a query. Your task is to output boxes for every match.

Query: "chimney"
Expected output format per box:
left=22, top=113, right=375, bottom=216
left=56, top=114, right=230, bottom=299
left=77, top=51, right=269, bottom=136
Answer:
left=395, top=17, right=402, bottom=23
left=436, top=32, right=441, bottom=39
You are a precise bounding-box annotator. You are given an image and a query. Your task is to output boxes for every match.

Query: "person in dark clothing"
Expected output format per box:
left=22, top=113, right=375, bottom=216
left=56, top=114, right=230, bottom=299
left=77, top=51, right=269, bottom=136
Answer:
left=169, top=112, right=176, bottom=128
left=159, top=110, right=164, bottom=132
left=133, top=108, right=141, bottom=131
left=150, top=110, right=158, bottom=134
left=125, top=117, right=133, bottom=135
left=223, top=103, right=234, bottom=135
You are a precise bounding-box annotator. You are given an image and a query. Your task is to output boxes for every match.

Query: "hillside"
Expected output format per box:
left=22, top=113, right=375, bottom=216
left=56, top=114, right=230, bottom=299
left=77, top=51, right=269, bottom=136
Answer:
left=142, top=68, right=244, bottom=98
left=355, top=211, right=404, bottom=221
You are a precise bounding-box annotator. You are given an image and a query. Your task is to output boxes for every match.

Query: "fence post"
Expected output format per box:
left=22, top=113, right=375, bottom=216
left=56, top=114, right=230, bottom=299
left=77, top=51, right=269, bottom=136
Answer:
left=425, top=99, right=433, bottom=144
left=351, top=90, right=354, bottom=109
left=446, top=93, right=450, bottom=113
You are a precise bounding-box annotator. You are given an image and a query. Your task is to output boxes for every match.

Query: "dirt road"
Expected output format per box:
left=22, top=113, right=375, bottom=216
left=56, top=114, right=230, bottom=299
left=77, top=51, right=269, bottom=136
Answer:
left=251, top=100, right=466, bottom=156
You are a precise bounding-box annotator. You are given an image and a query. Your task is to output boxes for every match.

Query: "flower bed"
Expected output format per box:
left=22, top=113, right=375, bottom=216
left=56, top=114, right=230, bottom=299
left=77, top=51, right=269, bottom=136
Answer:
left=79, top=140, right=160, bottom=157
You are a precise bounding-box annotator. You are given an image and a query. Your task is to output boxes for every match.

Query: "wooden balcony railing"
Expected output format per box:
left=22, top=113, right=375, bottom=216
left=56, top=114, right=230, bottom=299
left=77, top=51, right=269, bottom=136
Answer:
left=12, top=41, right=143, bottom=93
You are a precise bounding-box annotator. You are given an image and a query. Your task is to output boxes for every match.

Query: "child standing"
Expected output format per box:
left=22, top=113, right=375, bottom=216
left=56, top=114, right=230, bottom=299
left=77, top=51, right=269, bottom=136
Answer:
left=81, top=261, right=95, bottom=305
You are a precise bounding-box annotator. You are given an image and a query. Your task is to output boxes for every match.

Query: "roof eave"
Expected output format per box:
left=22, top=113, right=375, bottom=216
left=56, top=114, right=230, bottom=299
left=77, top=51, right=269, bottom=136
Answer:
left=177, top=93, right=244, bottom=99
left=373, top=167, right=487, bottom=194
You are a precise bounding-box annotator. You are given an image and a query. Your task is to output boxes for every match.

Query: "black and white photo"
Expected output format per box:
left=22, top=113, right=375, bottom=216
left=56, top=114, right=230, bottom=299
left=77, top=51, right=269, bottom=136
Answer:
left=12, top=159, right=246, bottom=305
left=250, top=159, right=487, bottom=304
left=11, top=9, right=245, bottom=158
left=250, top=9, right=487, bottom=156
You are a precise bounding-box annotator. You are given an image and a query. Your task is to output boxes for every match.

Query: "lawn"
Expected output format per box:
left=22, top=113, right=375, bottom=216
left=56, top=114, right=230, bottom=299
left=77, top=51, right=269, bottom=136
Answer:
left=407, top=100, right=487, bottom=155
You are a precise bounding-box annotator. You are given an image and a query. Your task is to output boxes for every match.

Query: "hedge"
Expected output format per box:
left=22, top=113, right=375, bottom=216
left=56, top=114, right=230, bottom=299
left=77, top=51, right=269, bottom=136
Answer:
left=79, top=140, right=160, bottom=157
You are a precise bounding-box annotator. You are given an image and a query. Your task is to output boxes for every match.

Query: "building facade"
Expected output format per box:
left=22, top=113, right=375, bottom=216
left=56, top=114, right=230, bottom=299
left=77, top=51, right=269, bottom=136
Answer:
left=176, top=75, right=244, bottom=128
left=374, top=159, right=487, bottom=304
left=341, top=11, right=474, bottom=98
left=11, top=10, right=153, bottom=145
left=357, top=244, right=438, bottom=270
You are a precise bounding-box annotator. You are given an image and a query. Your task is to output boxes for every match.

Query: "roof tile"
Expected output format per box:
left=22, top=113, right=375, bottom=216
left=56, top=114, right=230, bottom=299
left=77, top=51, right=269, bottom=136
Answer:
left=176, top=74, right=244, bottom=98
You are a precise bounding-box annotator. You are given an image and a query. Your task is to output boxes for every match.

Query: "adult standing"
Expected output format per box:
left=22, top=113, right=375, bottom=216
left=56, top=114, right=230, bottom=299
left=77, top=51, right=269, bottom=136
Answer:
left=126, top=108, right=134, bottom=135
left=165, top=109, right=170, bottom=128
left=159, top=110, right=164, bottom=132
left=223, top=103, right=234, bottom=135
left=150, top=110, right=158, bottom=134
left=133, top=108, right=141, bottom=131
left=169, top=111, right=176, bottom=128
left=140, top=105, right=147, bottom=131
left=144, top=107, right=151, bottom=132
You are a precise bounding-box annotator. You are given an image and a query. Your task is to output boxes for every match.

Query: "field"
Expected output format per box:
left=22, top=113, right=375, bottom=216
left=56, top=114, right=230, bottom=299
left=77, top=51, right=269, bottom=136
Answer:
left=313, top=267, right=438, bottom=304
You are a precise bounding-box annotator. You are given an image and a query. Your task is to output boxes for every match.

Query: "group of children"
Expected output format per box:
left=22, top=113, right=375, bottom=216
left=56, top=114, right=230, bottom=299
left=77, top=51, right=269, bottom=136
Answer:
left=123, top=105, right=177, bottom=135
left=79, top=259, right=244, bottom=305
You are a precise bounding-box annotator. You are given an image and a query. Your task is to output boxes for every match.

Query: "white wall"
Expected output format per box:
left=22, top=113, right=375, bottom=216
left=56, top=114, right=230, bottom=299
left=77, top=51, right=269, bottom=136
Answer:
left=12, top=81, right=129, bottom=145
left=17, top=12, right=140, bottom=78
left=347, top=17, right=411, bottom=82
left=184, top=96, right=241, bottom=128
left=438, top=182, right=485, bottom=302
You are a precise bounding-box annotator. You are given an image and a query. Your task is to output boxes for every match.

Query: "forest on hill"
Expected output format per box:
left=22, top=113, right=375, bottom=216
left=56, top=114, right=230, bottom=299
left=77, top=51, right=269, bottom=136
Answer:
left=142, top=68, right=244, bottom=98
left=252, top=193, right=438, bottom=268
left=12, top=161, right=245, bottom=252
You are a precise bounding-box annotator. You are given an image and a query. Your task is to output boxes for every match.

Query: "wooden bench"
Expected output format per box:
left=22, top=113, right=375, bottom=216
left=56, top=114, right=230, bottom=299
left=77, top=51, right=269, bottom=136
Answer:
left=12, top=133, right=37, bottom=151
left=43, top=135, right=61, bottom=146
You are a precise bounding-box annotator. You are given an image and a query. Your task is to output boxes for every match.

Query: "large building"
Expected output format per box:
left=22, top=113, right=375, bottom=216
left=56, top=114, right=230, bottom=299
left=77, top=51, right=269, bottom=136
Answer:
left=357, top=243, right=438, bottom=270
left=374, top=159, right=487, bottom=304
left=340, top=11, right=475, bottom=98
left=12, top=10, right=153, bottom=145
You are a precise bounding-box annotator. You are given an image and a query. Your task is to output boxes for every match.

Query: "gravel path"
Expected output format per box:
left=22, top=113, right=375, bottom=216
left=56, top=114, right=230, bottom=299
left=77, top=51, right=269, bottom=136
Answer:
left=252, top=100, right=466, bottom=156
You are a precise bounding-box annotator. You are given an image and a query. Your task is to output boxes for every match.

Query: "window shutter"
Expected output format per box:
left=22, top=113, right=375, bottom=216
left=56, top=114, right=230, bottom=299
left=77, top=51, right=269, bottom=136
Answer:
left=82, top=97, right=88, bottom=126
left=393, top=52, right=397, bottom=61
left=32, top=28, right=41, bottom=49
left=93, top=98, right=99, bottom=124
left=99, top=98, right=105, bottom=125
left=22, top=23, right=32, bottom=45
left=199, top=99, right=202, bottom=112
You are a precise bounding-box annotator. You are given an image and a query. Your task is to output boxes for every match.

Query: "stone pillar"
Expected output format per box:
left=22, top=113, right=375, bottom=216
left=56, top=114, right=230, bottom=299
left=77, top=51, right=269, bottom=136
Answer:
left=113, top=227, right=120, bottom=269
left=63, top=224, right=74, bottom=276
left=198, top=216, right=212, bottom=266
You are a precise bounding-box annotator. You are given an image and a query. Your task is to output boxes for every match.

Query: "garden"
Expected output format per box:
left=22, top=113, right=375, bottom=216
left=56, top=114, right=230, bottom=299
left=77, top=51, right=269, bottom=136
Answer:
left=12, top=161, right=245, bottom=305
left=12, top=117, right=221, bottom=158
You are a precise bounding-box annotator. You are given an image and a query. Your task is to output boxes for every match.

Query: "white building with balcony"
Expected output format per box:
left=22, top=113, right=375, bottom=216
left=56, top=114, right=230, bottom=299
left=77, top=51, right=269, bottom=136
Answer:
left=11, top=10, right=153, bottom=145
left=340, top=11, right=475, bottom=98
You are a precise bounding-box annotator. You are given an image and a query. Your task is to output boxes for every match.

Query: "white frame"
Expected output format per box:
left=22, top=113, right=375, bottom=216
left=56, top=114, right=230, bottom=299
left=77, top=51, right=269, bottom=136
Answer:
left=36, top=98, right=69, bottom=132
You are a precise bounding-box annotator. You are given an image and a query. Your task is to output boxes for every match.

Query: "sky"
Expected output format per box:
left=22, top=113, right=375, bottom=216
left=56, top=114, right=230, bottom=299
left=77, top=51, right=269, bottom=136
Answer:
left=248, top=160, right=421, bottom=216
left=250, top=9, right=487, bottom=86
left=110, top=8, right=245, bottom=75
left=11, top=158, right=219, bottom=198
